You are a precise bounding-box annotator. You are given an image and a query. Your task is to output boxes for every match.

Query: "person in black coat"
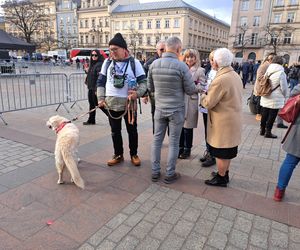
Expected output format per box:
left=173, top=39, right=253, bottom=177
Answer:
left=83, top=50, right=104, bottom=125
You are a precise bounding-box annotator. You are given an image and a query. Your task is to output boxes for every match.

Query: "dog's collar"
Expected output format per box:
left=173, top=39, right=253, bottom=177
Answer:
left=55, top=121, right=71, bottom=134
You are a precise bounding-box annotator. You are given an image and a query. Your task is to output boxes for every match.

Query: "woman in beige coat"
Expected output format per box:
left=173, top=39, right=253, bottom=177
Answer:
left=179, top=49, right=206, bottom=159
left=200, top=48, right=243, bottom=187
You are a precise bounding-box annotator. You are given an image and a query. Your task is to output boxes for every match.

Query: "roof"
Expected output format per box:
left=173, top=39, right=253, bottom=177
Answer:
left=112, top=0, right=230, bottom=27
left=0, top=30, right=36, bottom=51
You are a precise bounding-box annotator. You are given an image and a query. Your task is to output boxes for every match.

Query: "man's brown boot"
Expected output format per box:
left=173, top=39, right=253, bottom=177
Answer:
left=107, top=155, right=124, bottom=166
left=131, top=155, right=141, bottom=166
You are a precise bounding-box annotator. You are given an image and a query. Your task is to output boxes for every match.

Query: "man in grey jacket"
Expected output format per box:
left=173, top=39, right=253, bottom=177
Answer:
left=148, top=36, right=200, bottom=184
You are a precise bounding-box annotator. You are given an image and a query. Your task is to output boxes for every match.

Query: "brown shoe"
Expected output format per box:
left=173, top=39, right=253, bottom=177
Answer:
left=107, top=155, right=124, bottom=166
left=131, top=155, right=141, bottom=166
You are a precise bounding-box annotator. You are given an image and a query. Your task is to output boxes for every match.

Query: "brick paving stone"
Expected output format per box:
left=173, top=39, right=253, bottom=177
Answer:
left=115, top=235, right=139, bottom=250
left=213, top=217, right=233, bottom=234
left=87, top=226, right=112, bottom=246
left=290, top=227, right=300, bottom=242
left=234, top=216, right=252, bottom=233
left=161, top=207, right=183, bottom=225
left=78, top=243, right=94, bottom=250
left=184, top=231, right=207, bottom=250
left=135, top=191, right=153, bottom=203
left=149, top=190, right=166, bottom=202
left=250, top=229, right=268, bottom=249
left=182, top=206, right=202, bottom=222
left=191, top=197, right=208, bottom=210
left=95, top=240, right=116, bottom=250
left=138, top=199, right=157, bottom=213
left=228, top=229, right=249, bottom=250
left=122, top=201, right=141, bottom=215
left=155, top=196, right=175, bottom=211
left=270, top=229, right=288, bottom=248
left=271, top=221, right=289, bottom=233
left=160, top=232, right=185, bottom=250
left=194, top=218, right=215, bottom=237
left=106, top=224, right=132, bottom=243
left=143, top=207, right=165, bottom=224
left=124, top=211, right=145, bottom=227
left=253, top=216, right=271, bottom=232
left=106, top=213, right=128, bottom=230
left=201, top=206, right=220, bottom=222
left=219, top=207, right=237, bottom=221
left=135, top=236, right=160, bottom=250
left=129, top=220, right=154, bottom=240
left=165, top=188, right=182, bottom=200
left=207, top=230, right=228, bottom=250
left=173, top=196, right=193, bottom=211
left=173, top=219, right=194, bottom=238
left=150, top=221, right=173, bottom=241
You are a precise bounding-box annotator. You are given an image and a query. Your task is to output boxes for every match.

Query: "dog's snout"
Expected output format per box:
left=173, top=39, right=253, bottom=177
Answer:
left=48, top=125, right=52, bottom=129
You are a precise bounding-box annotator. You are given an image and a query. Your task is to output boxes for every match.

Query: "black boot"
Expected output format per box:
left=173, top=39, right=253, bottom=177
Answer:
left=265, top=130, right=277, bottom=139
left=211, top=170, right=229, bottom=183
left=179, top=148, right=191, bottom=159
left=199, top=150, right=209, bottom=162
left=202, top=154, right=216, bottom=167
left=205, top=173, right=227, bottom=187
left=178, top=147, right=184, bottom=158
left=260, top=126, right=265, bottom=136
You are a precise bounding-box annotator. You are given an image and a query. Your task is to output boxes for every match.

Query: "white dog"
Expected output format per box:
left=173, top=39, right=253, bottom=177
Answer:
left=46, top=115, right=85, bottom=189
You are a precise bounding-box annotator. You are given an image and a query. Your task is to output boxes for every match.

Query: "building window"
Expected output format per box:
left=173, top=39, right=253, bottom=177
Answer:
left=238, top=33, right=243, bottom=44
left=274, top=0, right=284, bottom=6
left=287, top=12, right=295, bottom=23
left=147, top=20, right=152, bottom=29
left=165, top=19, right=170, bottom=28
left=91, top=19, right=95, bottom=28
left=130, top=21, right=135, bottom=29
left=289, top=0, right=298, bottom=5
left=138, top=21, right=143, bottom=30
left=255, top=0, right=263, bottom=9
left=85, top=20, right=88, bottom=28
left=105, top=18, right=109, bottom=27
left=147, top=36, right=151, bottom=45
left=85, top=35, right=88, bottom=44
left=240, top=16, right=248, bottom=26
left=189, top=18, right=193, bottom=29
left=253, top=16, right=260, bottom=26
left=67, top=17, right=70, bottom=23
left=122, top=21, right=127, bottom=29
left=274, top=13, right=281, bottom=23
left=80, top=35, right=83, bottom=44
left=241, top=0, right=249, bottom=10
left=115, top=21, right=120, bottom=30
left=251, top=33, right=258, bottom=45
left=60, top=17, right=63, bottom=25
left=155, top=36, right=160, bottom=44
left=271, top=33, right=277, bottom=45
left=138, top=36, right=142, bottom=45
left=106, top=34, right=109, bottom=43
left=156, top=20, right=160, bottom=29
left=284, top=32, right=292, bottom=44
left=194, top=20, right=198, bottom=31
left=92, top=35, right=95, bottom=44
left=174, top=19, right=180, bottom=28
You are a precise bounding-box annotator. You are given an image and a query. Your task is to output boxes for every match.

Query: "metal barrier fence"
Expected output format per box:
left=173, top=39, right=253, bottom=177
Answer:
left=0, top=72, right=87, bottom=125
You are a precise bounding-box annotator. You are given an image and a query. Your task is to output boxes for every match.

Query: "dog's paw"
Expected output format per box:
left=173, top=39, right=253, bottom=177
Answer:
left=57, top=180, right=64, bottom=185
left=70, top=178, right=74, bottom=183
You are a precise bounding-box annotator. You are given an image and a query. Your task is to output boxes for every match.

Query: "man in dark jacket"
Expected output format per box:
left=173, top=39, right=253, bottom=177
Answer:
left=142, top=40, right=166, bottom=133
left=83, top=49, right=104, bottom=125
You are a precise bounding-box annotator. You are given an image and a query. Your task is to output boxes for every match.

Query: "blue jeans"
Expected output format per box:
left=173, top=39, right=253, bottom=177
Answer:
left=277, top=153, right=300, bottom=190
left=151, top=108, right=184, bottom=177
left=289, top=78, right=298, bottom=91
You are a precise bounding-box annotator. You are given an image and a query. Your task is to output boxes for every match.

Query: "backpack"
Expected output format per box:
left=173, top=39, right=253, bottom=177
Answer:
left=288, top=67, right=299, bottom=80
left=104, top=56, right=137, bottom=77
left=278, top=94, right=300, bottom=123
left=256, top=71, right=280, bottom=96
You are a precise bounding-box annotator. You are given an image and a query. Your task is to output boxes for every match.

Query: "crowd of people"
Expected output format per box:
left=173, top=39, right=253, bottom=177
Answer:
left=82, top=32, right=299, bottom=201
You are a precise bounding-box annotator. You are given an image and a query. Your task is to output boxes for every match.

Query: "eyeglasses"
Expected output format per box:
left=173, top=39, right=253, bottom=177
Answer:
left=159, top=48, right=165, bottom=52
left=91, top=54, right=98, bottom=57
left=109, top=47, right=120, bottom=52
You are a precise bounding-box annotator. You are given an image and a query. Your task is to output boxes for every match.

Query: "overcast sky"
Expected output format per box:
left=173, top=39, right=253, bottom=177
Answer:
left=139, top=0, right=233, bottom=24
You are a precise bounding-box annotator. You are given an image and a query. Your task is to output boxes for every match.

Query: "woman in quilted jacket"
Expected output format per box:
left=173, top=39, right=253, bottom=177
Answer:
left=274, top=84, right=300, bottom=201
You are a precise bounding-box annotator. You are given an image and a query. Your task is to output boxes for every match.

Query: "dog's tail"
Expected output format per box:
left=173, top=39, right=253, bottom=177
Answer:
left=62, top=150, right=85, bottom=189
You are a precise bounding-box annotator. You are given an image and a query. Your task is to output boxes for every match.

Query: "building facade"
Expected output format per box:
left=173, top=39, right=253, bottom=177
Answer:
left=109, top=0, right=230, bottom=59
left=229, top=0, right=300, bottom=65
left=56, top=0, right=79, bottom=49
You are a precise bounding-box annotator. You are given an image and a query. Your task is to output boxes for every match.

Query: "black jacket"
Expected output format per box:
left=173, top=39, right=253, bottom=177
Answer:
left=86, top=61, right=103, bottom=90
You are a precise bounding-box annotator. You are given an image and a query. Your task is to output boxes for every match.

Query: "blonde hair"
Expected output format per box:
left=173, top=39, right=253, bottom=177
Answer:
left=209, top=50, right=215, bottom=61
left=183, top=49, right=200, bottom=67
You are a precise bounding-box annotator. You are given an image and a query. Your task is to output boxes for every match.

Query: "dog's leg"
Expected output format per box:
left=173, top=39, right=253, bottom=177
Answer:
left=55, top=147, right=65, bottom=185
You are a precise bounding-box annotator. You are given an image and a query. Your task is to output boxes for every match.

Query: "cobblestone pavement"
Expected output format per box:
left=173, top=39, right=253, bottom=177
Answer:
left=79, top=184, right=300, bottom=250
left=0, top=137, right=52, bottom=175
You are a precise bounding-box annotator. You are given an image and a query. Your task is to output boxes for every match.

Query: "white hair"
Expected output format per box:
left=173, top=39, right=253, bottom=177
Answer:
left=156, top=40, right=166, bottom=49
left=166, top=36, right=182, bottom=51
left=213, top=48, right=233, bottom=67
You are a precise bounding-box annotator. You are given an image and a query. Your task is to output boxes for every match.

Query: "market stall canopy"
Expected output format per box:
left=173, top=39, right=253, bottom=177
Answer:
left=0, top=30, right=35, bottom=52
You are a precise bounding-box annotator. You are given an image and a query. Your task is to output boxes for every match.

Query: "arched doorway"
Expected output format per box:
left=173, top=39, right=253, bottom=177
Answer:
left=248, top=52, right=256, bottom=61
left=283, top=54, right=290, bottom=65
left=235, top=52, right=243, bottom=58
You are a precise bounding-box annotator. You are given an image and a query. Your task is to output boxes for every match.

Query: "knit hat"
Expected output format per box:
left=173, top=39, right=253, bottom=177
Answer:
left=109, top=33, right=127, bottom=50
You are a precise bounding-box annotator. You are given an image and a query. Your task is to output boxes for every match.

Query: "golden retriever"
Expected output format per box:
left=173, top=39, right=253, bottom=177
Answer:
left=46, top=115, right=84, bottom=189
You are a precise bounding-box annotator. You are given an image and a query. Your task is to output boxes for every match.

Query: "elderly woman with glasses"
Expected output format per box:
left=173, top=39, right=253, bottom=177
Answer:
left=83, top=49, right=104, bottom=125
left=200, top=48, right=243, bottom=187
